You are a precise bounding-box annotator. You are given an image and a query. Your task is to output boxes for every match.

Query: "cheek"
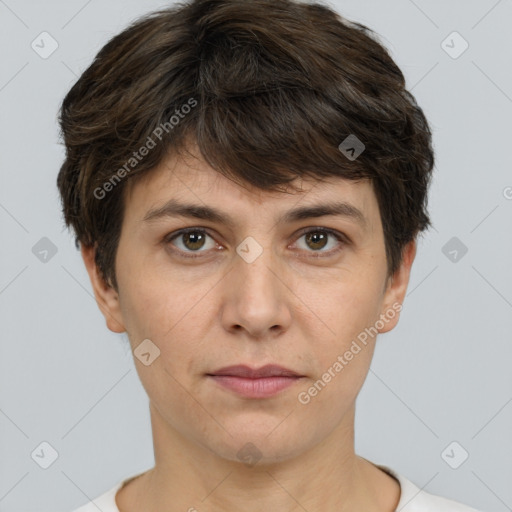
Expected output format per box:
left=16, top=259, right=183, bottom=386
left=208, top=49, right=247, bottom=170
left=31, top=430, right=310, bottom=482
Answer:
left=117, top=265, right=217, bottom=373
left=294, top=267, right=384, bottom=396
left=303, top=269, right=384, bottom=346
left=116, top=243, right=181, bottom=335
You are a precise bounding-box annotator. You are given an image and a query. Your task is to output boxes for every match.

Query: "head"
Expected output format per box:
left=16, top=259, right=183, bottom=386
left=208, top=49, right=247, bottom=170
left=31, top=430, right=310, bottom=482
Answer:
left=57, top=0, right=434, bottom=465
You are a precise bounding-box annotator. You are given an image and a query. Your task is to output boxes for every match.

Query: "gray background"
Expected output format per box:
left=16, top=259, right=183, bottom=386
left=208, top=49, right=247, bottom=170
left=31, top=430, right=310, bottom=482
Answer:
left=1, top=0, right=511, bottom=511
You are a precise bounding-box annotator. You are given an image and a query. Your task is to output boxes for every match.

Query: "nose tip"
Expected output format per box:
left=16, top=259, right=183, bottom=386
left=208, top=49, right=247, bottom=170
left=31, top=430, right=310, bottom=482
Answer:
left=220, top=243, right=292, bottom=339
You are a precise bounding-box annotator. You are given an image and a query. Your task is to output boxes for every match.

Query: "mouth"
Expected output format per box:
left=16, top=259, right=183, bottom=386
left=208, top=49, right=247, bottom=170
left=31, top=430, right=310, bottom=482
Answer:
left=207, top=364, right=303, bottom=379
left=206, top=364, right=305, bottom=399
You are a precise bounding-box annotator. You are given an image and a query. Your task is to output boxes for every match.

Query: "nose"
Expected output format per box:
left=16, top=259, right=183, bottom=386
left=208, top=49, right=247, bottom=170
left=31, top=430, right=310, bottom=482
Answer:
left=220, top=239, right=292, bottom=340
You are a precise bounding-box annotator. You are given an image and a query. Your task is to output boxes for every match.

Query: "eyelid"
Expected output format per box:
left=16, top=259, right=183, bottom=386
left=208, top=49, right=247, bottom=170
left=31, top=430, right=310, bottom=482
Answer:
left=293, top=226, right=349, bottom=243
left=164, top=226, right=213, bottom=245
left=291, top=226, right=348, bottom=256
left=163, top=227, right=220, bottom=259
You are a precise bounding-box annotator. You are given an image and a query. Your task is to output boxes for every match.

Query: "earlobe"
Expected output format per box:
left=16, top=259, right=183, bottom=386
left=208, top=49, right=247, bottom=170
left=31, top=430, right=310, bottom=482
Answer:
left=378, top=239, right=417, bottom=334
left=80, top=243, right=126, bottom=333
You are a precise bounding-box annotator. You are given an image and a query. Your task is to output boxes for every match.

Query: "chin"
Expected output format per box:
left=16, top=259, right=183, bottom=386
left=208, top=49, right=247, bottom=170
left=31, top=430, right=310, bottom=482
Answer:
left=204, top=425, right=315, bottom=467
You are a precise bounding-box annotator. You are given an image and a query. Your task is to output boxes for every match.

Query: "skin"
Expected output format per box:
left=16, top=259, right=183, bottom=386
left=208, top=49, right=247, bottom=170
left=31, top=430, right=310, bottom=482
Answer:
left=81, top=145, right=416, bottom=512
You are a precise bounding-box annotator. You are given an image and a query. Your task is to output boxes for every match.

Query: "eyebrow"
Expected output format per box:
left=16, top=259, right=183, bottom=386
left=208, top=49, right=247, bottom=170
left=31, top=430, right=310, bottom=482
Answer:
left=142, top=198, right=367, bottom=228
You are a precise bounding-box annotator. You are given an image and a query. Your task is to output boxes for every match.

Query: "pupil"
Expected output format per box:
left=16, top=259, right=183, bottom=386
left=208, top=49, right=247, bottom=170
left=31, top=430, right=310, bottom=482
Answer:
left=185, top=232, right=205, bottom=250
left=306, top=232, right=327, bottom=250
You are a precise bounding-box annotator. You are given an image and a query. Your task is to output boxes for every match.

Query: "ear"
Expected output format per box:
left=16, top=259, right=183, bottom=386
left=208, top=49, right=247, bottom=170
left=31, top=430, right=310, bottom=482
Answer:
left=80, top=243, right=126, bottom=333
left=377, top=239, right=417, bottom=334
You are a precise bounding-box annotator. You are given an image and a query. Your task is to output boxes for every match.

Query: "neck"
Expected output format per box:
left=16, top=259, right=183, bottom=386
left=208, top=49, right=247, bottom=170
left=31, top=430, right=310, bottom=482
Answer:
left=116, top=403, right=400, bottom=512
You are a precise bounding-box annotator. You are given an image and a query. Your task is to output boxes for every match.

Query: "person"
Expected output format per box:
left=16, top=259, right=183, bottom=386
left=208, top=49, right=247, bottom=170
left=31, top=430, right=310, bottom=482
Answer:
left=57, top=0, right=480, bottom=510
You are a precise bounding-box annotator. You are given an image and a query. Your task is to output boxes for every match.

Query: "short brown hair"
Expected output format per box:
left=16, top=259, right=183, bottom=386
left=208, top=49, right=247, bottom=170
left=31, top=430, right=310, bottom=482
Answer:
left=57, top=0, right=434, bottom=292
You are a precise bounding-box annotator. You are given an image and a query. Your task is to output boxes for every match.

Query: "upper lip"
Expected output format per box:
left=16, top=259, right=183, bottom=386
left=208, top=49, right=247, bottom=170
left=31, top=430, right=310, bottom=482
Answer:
left=207, top=364, right=303, bottom=378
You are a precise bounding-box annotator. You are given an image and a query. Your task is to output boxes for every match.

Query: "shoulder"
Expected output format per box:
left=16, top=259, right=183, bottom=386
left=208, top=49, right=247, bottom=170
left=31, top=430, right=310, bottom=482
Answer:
left=69, top=481, right=124, bottom=512
left=377, top=465, right=482, bottom=512
left=69, top=470, right=149, bottom=512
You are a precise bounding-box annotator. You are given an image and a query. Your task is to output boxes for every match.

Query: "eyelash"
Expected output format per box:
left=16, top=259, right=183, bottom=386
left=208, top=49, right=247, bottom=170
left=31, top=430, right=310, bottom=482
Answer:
left=163, top=227, right=348, bottom=260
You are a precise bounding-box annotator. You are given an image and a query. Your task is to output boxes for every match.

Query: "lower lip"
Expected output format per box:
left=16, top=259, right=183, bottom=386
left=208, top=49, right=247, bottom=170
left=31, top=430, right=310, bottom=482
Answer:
left=208, top=375, right=302, bottom=398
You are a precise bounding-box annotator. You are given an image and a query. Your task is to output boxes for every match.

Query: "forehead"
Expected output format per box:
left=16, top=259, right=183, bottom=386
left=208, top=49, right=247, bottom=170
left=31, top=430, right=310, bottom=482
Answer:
left=122, top=149, right=379, bottom=229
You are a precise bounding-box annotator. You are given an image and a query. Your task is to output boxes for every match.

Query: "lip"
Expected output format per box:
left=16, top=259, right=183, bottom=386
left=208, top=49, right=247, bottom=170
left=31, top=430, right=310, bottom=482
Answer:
left=207, top=364, right=304, bottom=399
left=208, top=364, right=303, bottom=378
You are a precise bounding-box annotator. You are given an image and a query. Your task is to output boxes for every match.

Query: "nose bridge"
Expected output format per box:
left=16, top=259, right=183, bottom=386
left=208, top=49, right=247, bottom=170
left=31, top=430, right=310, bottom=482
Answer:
left=235, top=234, right=280, bottom=306
left=237, top=237, right=276, bottom=293
left=221, top=234, right=291, bottom=337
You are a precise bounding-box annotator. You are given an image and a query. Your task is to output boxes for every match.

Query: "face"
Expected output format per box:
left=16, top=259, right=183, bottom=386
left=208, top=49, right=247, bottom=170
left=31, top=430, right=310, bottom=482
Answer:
left=82, top=147, right=415, bottom=466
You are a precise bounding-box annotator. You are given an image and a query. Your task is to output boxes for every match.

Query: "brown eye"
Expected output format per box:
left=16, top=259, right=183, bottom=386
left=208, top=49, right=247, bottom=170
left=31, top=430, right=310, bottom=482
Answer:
left=165, top=228, right=217, bottom=256
left=294, top=228, right=346, bottom=256
left=304, top=231, right=329, bottom=251
left=181, top=231, right=207, bottom=251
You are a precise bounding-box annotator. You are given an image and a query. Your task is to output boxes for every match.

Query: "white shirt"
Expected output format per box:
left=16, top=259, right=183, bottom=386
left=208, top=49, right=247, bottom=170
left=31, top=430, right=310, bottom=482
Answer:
left=71, top=465, right=481, bottom=511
